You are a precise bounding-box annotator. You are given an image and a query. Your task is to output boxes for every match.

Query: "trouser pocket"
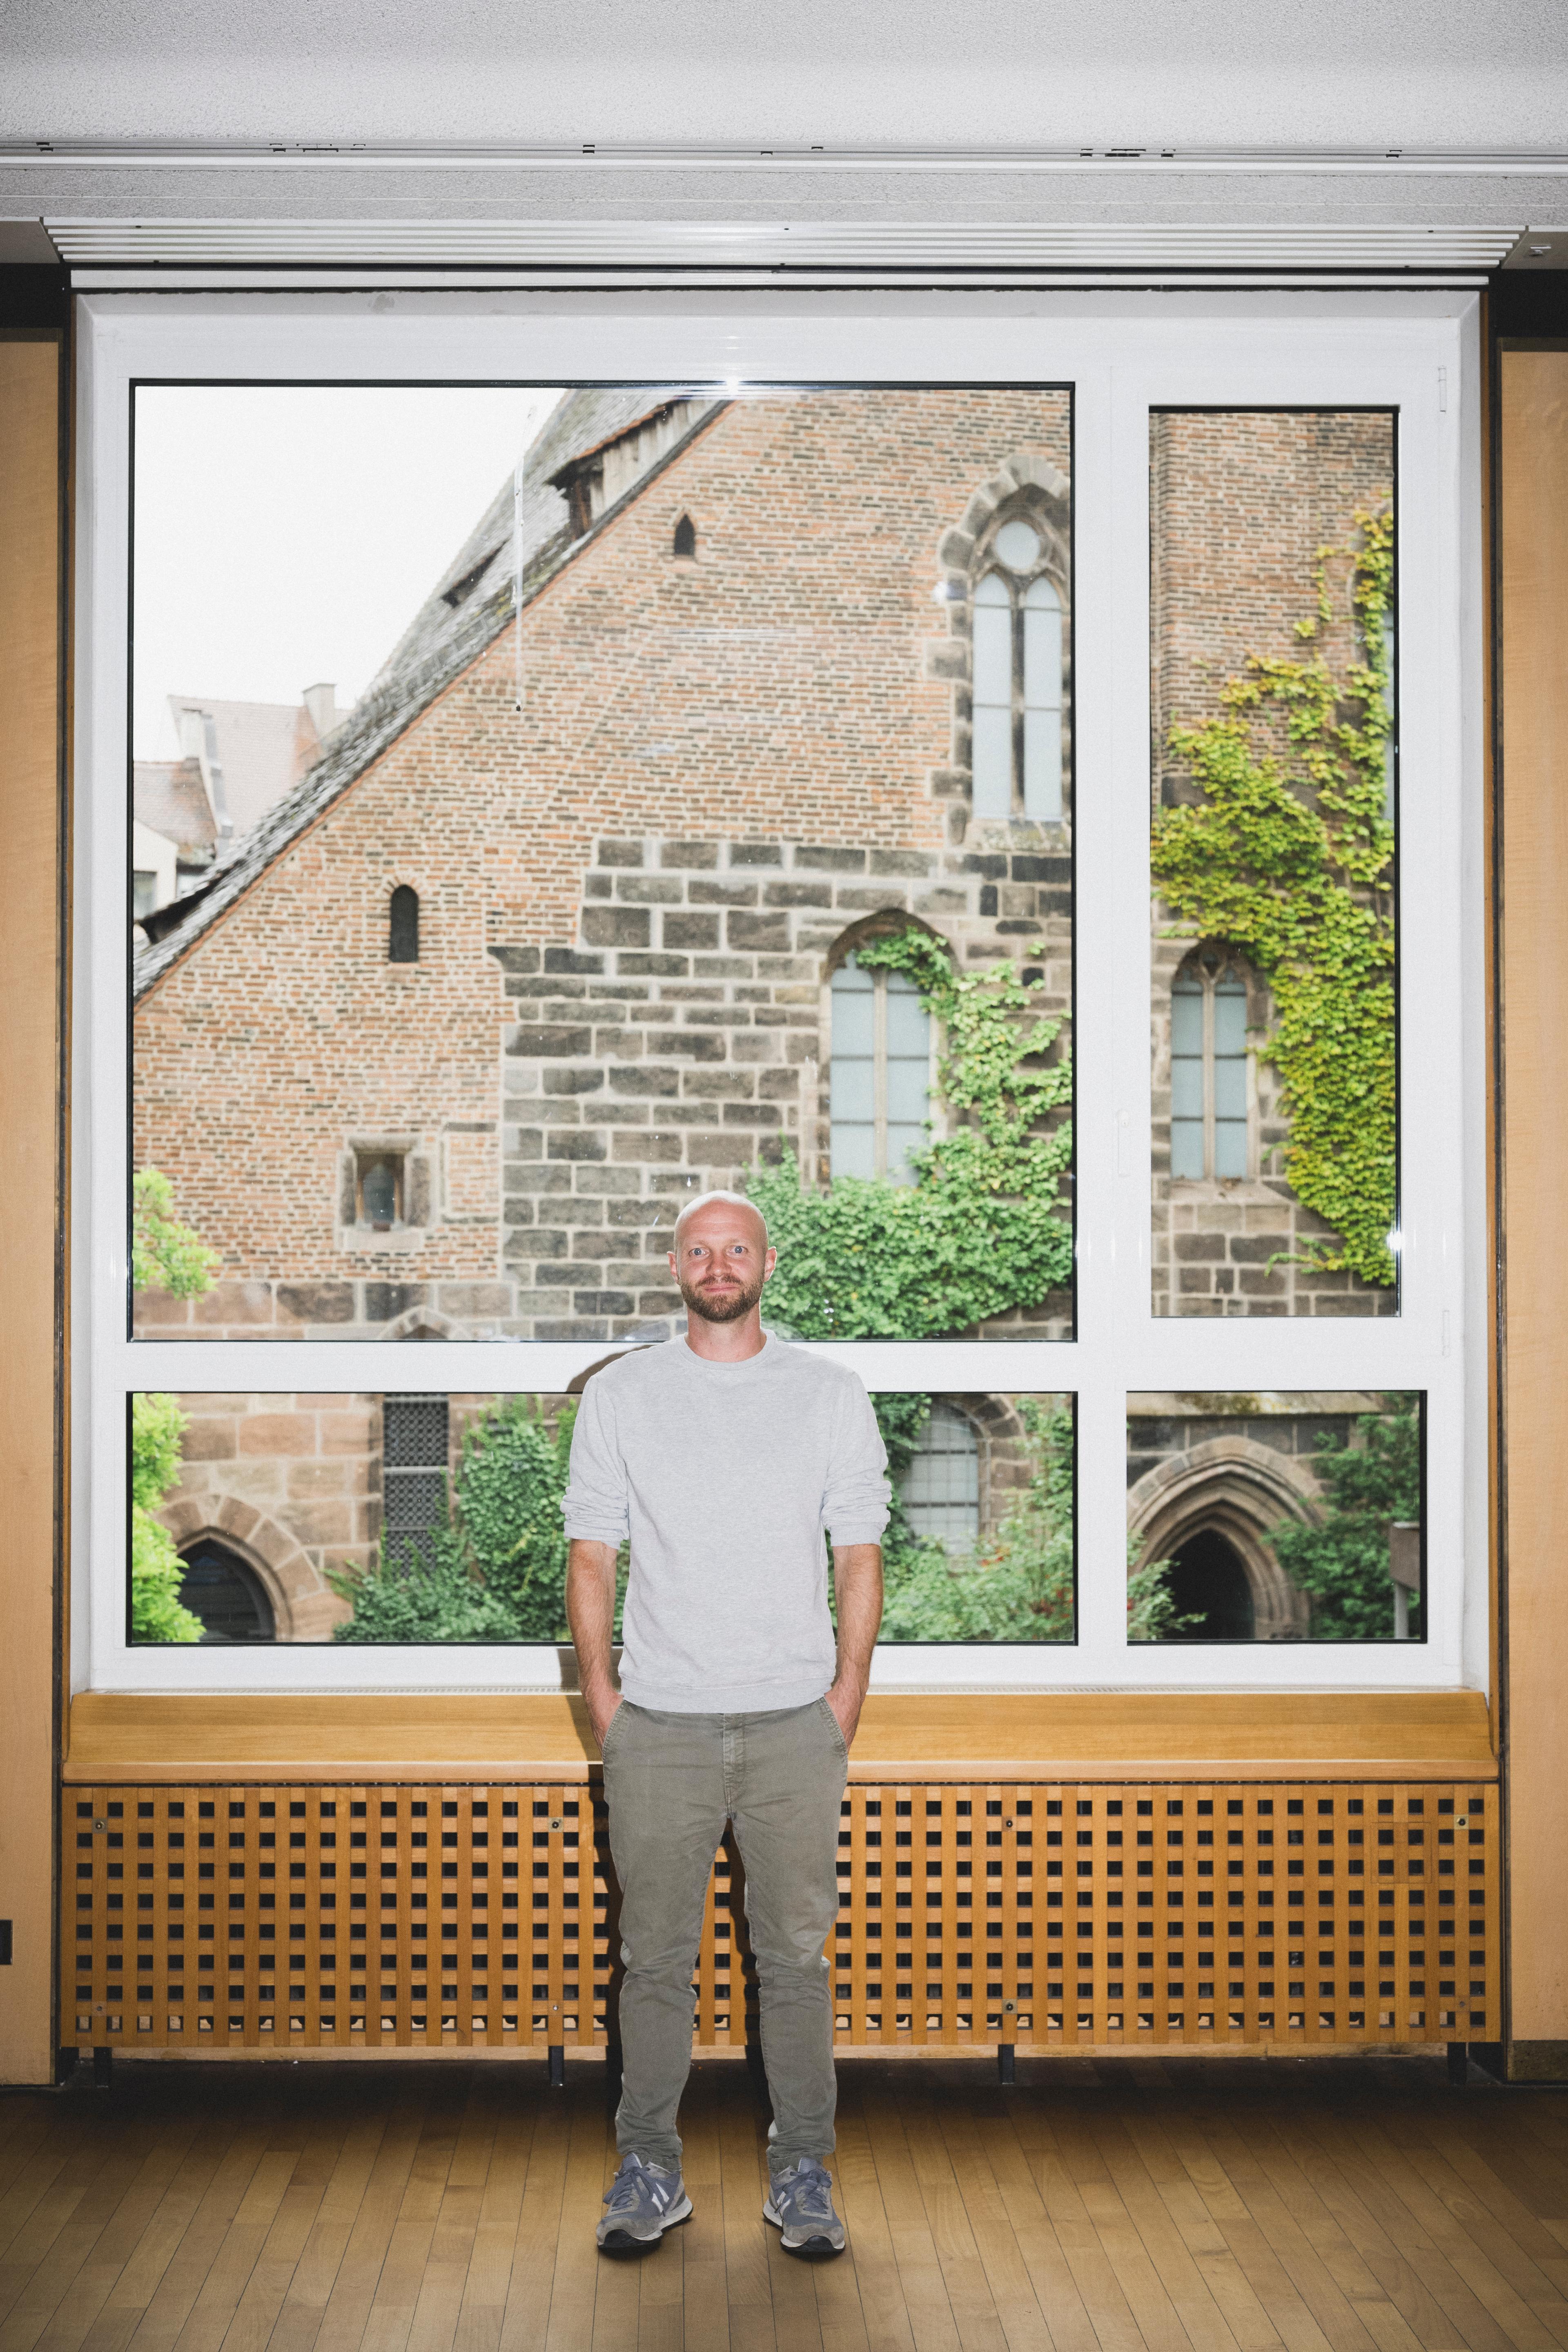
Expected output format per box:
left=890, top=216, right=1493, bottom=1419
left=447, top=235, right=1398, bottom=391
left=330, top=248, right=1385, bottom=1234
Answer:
left=815, top=1696, right=848, bottom=1763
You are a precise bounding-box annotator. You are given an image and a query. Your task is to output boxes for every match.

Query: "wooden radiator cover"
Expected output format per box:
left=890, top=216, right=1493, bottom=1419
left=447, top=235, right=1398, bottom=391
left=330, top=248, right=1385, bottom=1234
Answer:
left=63, top=1775, right=1499, bottom=2054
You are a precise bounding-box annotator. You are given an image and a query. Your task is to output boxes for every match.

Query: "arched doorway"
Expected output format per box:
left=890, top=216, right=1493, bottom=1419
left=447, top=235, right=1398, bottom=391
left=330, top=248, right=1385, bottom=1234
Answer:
left=1164, top=1527, right=1256, bottom=1641
left=178, top=1538, right=276, bottom=1644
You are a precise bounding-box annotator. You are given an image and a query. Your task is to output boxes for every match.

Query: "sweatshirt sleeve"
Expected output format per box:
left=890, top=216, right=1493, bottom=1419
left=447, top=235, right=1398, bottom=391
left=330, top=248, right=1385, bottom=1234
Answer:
left=822, top=1376, right=891, bottom=1547
left=560, top=1376, right=631, bottom=1546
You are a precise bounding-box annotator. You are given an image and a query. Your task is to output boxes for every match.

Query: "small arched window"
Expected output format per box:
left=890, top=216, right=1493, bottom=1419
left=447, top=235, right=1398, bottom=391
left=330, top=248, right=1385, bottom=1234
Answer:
left=901, top=1402, right=981, bottom=1550
left=176, top=1539, right=276, bottom=1644
left=970, top=514, right=1065, bottom=821
left=673, top=513, right=697, bottom=559
left=1170, top=952, right=1251, bottom=1179
left=389, top=884, right=419, bottom=963
left=830, top=953, right=930, bottom=1184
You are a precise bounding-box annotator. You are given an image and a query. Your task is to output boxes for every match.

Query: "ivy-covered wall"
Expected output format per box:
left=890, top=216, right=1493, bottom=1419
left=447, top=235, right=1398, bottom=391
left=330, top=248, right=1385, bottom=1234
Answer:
left=1149, top=412, right=1398, bottom=1320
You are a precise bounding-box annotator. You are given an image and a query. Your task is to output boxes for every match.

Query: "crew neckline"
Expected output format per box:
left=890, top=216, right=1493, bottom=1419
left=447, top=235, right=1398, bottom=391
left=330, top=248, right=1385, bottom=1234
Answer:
left=674, top=1330, right=781, bottom=1376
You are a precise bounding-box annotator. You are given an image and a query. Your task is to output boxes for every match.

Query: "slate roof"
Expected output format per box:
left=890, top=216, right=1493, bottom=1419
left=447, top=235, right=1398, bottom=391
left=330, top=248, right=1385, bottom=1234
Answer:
left=134, top=388, right=722, bottom=993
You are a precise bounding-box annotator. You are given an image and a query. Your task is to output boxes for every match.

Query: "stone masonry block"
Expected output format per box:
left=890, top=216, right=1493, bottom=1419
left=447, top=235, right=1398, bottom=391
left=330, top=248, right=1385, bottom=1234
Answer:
left=722, top=1103, right=781, bottom=1127
left=508, top=1023, right=593, bottom=1057
left=688, top=880, right=759, bottom=906
left=681, top=1070, right=755, bottom=1100
left=276, top=1283, right=355, bottom=1325
left=547, top=1131, right=607, bottom=1162
left=664, top=912, right=721, bottom=949
left=728, top=912, right=791, bottom=950
left=543, top=947, right=605, bottom=975
left=608, top=1063, right=680, bottom=1096
left=728, top=842, right=783, bottom=866
left=615, top=1130, right=683, bottom=1162
left=582, top=906, right=651, bottom=948
left=486, top=945, right=540, bottom=974
left=597, top=838, right=645, bottom=866
left=659, top=839, right=721, bottom=869
left=763, top=881, right=836, bottom=909
left=648, top=1030, right=726, bottom=1060
left=870, top=850, right=935, bottom=877
left=614, top=876, right=684, bottom=903
left=543, top=1066, right=605, bottom=1095
left=793, top=845, right=866, bottom=872
left=618, top=953, right=690, bottom=978
left=1173, top=1234, right=1226, bottom=1262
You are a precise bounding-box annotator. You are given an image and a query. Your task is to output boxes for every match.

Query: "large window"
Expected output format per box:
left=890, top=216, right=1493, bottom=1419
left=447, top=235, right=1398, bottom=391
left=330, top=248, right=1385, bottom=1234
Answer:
left=80, top=295, right=1481, bottom=1699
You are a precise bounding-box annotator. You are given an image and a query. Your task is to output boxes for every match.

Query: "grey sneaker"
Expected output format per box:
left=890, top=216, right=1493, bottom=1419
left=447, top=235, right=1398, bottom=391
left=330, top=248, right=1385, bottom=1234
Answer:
left=597, top=2153, right=693, bottom=2253
left=764, top=2158, right=847, bottom=2258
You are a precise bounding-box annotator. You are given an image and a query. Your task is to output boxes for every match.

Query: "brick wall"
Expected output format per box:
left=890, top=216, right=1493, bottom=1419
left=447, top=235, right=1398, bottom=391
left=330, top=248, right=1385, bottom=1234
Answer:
left=133, top=391, right=1074, bottom=1343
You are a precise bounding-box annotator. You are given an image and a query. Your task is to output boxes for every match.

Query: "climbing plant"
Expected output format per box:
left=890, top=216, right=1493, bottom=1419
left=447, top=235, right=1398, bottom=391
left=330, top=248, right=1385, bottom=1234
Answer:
left=751, top=929, right=1073, bottom=1339
left=1149, top=506, right=1396, bottom=1287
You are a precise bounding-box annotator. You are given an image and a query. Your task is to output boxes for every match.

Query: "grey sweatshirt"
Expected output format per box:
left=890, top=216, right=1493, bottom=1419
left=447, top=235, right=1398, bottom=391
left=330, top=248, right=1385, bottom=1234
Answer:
left=560, top=1335, right=891, bottom=1713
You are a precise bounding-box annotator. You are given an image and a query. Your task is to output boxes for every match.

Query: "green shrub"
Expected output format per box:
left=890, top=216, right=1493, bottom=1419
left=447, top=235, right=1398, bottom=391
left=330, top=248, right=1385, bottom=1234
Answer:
left=1270, top=1394, right=1421, bottom=1639
left=130, top=1392, right=203, bottom=1643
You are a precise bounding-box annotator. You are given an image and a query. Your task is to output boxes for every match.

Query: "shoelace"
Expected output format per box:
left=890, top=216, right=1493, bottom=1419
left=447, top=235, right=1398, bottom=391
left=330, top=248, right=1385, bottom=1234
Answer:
left=605, top=2160, right=670, bottom=2214
left=780, top=2164, right=834, bottom=2220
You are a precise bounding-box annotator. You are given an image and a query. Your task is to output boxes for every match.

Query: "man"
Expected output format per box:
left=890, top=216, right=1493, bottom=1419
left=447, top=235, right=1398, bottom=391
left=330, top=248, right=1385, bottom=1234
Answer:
left=563, top=1189, right=887, bottom=2259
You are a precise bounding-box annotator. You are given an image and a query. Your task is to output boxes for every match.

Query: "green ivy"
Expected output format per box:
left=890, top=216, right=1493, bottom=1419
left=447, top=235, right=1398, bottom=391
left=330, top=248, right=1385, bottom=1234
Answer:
left=133, top=1169, right=218, bottom=1299
left=1149, top=507, right=1396, bottom=1287
left=1270, top=1394, right=1421, bottom=1639
left=751, top=929, right=1073, bottom=1339
left=130, top=1393, right=203, bottom=1644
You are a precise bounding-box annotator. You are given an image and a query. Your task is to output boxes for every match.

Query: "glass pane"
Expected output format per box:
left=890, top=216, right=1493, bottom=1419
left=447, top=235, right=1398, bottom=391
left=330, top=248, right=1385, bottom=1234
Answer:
left=970, top=704, right=1013, bottom=821
left=1126, top=1391, right=1423, bottom=1642
left=1150, top=411, right=1397, bottom=1318
left=131, top=383, right=1073, bottom=1345
left=129, top=1386, right=1074, bottom=1645
left=884, top=969, right=928, bottom=1056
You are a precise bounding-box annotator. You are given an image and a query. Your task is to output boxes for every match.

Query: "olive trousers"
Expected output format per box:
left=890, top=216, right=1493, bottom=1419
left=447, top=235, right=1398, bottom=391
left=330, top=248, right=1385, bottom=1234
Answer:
left=600, top=1697, right=848, bottom=2175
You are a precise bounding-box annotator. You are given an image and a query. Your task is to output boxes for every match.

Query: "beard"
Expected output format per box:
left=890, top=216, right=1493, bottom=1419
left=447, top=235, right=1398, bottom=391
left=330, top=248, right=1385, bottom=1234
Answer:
left=679, top=1270, right=766, bottom=1325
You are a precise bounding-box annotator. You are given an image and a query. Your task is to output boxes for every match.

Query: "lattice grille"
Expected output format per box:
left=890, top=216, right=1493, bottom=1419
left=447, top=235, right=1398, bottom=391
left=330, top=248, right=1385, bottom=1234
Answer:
left=62, top=1778, right=1499, bottom=2052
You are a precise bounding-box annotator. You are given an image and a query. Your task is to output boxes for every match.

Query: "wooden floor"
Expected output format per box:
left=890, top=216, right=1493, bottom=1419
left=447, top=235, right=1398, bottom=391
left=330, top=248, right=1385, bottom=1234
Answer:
left=1, top=2054, right=1566, bottom=2352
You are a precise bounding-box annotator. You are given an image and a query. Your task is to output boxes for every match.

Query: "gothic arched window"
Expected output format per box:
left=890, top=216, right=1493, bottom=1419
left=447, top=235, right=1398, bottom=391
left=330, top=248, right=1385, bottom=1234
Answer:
left=829, top=952, right=931, bottom=1184
left=673, top=512, right=697, bottom=559
left=176, top=1539, right=276, bottom=1644
left=1170, top=950, right=1252, bottom=1179
left=970, top=514, right=1065, bottom=822
left=389, top=884, right=419, bottom=963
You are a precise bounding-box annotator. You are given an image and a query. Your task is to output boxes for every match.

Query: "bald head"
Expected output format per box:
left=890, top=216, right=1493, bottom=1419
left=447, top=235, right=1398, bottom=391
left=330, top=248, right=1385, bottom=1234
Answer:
left=671, top=1189, right=769, bottom=1255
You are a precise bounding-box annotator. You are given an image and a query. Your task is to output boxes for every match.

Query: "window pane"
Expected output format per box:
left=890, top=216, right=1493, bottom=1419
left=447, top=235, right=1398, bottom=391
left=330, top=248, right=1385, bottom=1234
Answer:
left=1127, top=1392, right=1423, bottom=1642
left=129, top=1386, right=1074, bottom=1646
left=131, top=383, right=1074, bottom=1345
left=1150, top=411, right=1397, bottom=1318
left=1022, top=579, right=1063, bottom=820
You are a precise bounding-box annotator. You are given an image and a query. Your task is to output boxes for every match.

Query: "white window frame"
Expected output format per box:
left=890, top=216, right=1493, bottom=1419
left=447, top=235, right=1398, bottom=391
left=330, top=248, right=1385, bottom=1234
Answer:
left=74, top=289, right=1486, bottom=1699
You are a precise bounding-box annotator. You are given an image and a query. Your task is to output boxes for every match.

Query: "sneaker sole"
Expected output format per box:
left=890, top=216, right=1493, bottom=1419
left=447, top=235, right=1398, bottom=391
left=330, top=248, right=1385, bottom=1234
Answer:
left=763, top=2198, right=846, bottom=2259
left=597, top=2192, right=693, bottom=2256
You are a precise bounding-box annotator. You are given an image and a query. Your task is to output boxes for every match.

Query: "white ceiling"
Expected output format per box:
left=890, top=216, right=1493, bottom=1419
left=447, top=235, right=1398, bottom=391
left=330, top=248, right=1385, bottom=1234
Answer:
left=4, top=0, right=1566, bottom=151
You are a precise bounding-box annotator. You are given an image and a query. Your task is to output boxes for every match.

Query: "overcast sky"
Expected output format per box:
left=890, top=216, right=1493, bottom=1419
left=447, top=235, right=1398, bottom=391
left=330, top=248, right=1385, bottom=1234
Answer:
left=131, top=384, right=561, bottom=758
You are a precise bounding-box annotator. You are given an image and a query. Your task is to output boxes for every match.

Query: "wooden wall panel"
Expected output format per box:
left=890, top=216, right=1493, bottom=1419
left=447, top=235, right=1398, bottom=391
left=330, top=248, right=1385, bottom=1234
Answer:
left=62, top=1776, right=1498, bottom=2058
left=0, top=335, right=63, bottom=2086
left=1499, top=347, right=1568, bottom=2077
